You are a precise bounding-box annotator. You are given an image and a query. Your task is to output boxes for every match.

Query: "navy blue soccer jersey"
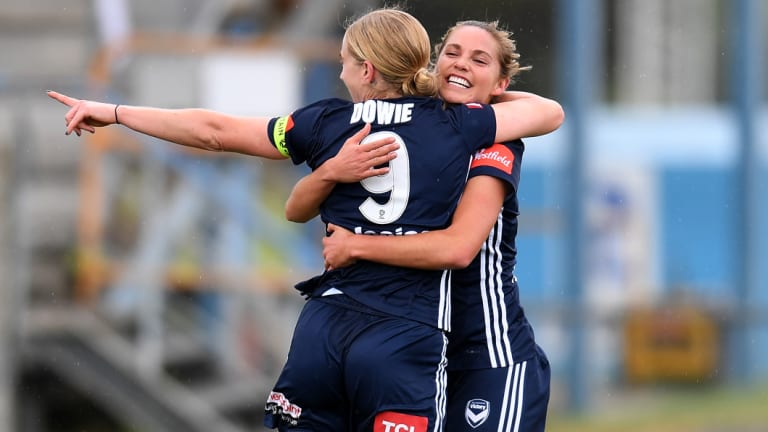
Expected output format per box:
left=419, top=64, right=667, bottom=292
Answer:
left=268, top=96, right=497, bottom=331
left=448, top=139, right=541, bottom=370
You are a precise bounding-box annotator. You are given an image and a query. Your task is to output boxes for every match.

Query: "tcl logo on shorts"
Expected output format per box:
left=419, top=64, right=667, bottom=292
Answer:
left=374, top=411, right=428, bottom=432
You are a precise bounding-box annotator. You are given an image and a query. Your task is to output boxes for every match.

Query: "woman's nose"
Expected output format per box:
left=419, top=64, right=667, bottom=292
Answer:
left=454, top=57, right=469, bottom=71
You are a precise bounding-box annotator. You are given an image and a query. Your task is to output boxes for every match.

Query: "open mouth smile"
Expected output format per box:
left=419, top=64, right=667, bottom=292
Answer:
left=447, top=75, right=471, bottom=88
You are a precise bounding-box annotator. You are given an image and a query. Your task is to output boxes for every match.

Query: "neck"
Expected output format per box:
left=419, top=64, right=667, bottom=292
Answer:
left=364, top=89, right=403, bottom=101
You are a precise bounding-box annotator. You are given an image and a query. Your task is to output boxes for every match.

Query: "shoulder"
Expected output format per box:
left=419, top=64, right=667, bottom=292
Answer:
left=286, top=98, right=352, bottom=129
left=296, top=97, right=350, bottom=115
left=443, top=101, right=492, bottom=113
left=441, top=101, right=496, bottom=126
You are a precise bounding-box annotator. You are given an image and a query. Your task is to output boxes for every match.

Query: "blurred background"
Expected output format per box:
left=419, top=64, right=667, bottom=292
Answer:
left=0, top=0, right=766, bottom=431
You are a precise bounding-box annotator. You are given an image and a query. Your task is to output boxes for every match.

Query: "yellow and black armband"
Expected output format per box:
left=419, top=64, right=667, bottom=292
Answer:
left=272, top=115, right=293, bottom=158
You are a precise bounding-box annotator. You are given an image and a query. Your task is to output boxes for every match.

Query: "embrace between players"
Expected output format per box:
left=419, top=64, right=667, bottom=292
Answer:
left=50, top=7, right=564, bottom=432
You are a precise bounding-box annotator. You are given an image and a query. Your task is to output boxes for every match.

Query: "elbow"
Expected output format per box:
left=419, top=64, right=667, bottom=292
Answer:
left=553, top=103, right=565, bottom=128
left=192, top=130, right=223, bottom=152
left=194, top=115, right=226, bottom=151
left=202, top=130, right=225, bottom=152
left=453, top=252, right=476, bottom=269
left=544, top=101, right=565, bottom=133
left=285, top=202, right=316, bottom=223
left=285, top=208, right=311, bottom=223
left=286, top=214, right=311, bottom=223
left=524, top=100, right=566, bottom=138
left=443, top=246, right=477, bottom=269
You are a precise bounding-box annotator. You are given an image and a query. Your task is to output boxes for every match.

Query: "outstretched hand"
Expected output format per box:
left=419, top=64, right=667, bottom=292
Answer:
left=322, top=223, right=357, bottom=270
left=323, top=123, right=400, bottom=183
left=47, top=90, right=118, bottom=136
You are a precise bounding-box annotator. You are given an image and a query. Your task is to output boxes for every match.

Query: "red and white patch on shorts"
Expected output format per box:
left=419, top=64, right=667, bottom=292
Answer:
left=266, top=391, right=302, bottom=419
left=374, top=411, right=428, bottom=432
left=471, top=143, right=515, bottom=174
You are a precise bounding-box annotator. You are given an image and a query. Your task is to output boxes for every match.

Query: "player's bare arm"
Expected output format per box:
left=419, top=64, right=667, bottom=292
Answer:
left=492, top=91, right=564, bottom=141
left=323, top=175, right=507, bottom=270
left=47, top=90, right=285, bottom=160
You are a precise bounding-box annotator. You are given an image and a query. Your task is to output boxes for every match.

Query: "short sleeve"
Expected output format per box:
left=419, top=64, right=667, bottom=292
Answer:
left=445, top=102, right=497, bottom=153
left=266, top=100, right=330, bottom=165
left=468, top=139, right=524, bottom=193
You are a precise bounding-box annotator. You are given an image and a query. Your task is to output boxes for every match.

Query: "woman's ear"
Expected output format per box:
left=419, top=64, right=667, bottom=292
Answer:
left=491, top=77, right=511, bottom=97
left=362, top=60, right=376, bottom=84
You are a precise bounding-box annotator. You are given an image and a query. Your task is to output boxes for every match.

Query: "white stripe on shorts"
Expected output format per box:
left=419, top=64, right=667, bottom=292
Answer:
left=433, top=333, right=449, bottom=432
left=495, top=360, right=527, bottom=432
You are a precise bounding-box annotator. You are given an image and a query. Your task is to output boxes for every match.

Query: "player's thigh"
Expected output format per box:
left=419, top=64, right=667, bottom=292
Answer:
left=446, top=356, right=550, bottom=432
left=346, top=317, right=448, bottom=432
left=265, top=299, right=353, bottom=431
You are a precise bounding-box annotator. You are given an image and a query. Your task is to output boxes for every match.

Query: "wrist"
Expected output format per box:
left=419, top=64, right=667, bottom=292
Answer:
left=317, top=161, right=340, bottom=183
left=347, top=235, right=367, bottom=261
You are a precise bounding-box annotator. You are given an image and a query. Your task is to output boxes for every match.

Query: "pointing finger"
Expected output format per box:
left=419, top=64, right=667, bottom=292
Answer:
left=46, top=90, right=78, bottom=108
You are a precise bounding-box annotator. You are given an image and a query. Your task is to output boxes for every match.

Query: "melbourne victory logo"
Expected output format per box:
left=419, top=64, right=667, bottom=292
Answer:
left=465, top=398, right=490, bottom=428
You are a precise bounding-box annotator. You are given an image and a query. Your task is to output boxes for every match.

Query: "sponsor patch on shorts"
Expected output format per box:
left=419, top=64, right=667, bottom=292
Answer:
left=265, top=391, right=302, bottom=426
left=374, top=411, right=428, bottom=432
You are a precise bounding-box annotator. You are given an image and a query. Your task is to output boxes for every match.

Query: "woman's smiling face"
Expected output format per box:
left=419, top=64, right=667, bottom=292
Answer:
left=436, top=25, right=509, bottom=104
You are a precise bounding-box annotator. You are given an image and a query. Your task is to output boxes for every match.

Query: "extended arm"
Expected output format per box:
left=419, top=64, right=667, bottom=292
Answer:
left=285, top=123, right=399, bottom=222
left=492, top=91, right=564, bottom=141
left=47, top=90, right=284, bottom=159
left=322, top=175, right=506, bottom=270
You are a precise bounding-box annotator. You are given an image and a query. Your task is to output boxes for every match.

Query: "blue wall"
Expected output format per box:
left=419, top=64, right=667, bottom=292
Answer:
left=515, top=163, right=768, bottom=377
left=661, top=167, right=737, bottom=294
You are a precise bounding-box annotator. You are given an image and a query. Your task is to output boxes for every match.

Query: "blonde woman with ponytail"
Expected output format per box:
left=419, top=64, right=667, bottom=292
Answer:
left=50, top=8, right=562, bottom=432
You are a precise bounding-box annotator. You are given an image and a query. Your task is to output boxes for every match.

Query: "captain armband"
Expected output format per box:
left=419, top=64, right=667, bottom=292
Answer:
left=272, top=116, right=293, bottom=158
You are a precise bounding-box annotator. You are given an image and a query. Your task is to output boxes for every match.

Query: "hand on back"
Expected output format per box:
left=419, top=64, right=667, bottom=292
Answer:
left=323, top=223, right=357, bottom=270
left=322, top=123, right=400, bottom=183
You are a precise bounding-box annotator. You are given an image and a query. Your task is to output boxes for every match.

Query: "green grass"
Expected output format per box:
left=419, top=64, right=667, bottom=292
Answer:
left=546, top=384, right=768, bottom=432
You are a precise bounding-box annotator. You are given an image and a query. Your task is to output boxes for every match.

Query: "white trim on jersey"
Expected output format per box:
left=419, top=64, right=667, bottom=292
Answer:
left=480, top=212, right=515, bottom=368
left=438, top=269, right=452, bottom=331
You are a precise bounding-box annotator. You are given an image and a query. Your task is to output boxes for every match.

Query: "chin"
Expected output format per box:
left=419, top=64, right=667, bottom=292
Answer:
left=441, top=89, right=472, bottom=104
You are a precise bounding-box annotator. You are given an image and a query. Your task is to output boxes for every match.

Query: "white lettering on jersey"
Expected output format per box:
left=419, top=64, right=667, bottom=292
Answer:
left=472, top=149, right=513, bottom=169
left=353, top=226, right=426, bottom=236
left=350, top=100, right=414, bottom=125
left=358, top=131, right=410, bottom=224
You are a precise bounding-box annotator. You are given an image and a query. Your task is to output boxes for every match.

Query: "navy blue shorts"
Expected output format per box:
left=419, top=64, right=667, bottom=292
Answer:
left=264, top=295, right=448, bottom=432
left=445, top=353, right=550, bottom=432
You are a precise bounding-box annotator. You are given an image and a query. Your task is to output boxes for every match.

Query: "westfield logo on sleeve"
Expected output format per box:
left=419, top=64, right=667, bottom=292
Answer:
left=470, top=143, right=514, bottom=174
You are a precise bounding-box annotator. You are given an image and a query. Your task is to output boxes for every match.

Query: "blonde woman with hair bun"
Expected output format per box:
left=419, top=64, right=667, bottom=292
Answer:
left=49, top=8, right=562, bottom=432
left=293, top=17, right=562, bottom=432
